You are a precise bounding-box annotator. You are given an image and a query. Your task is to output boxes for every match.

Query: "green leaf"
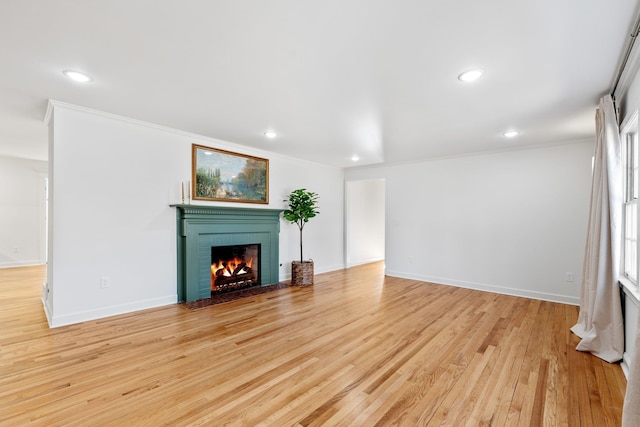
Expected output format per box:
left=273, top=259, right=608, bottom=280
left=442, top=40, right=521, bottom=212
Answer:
left=283, top=189, right=319, bottom=262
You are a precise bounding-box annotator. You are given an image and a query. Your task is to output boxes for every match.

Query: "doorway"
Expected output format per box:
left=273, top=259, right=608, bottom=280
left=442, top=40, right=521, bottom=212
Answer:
left=345, top=179, right=385, bottom=267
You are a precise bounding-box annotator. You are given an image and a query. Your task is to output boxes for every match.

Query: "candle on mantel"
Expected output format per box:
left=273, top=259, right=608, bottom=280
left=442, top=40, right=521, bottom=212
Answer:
left=187, top=180, right=191, bottom=201
left=181, top=181, right=184, bottom=203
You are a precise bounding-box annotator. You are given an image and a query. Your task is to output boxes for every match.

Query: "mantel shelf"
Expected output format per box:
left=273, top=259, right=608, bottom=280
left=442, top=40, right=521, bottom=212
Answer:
left=170, top=204, right=283, bottom=216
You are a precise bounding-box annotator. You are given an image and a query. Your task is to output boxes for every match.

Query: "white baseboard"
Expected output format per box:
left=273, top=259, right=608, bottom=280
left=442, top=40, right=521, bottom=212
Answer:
left=347, top=257, right=384, bottom=268
left=46, top=295, right=178, bottom=328
left=279, top=262, right=346, bottom=281
left=385, top=270, right=581, bottom=306
left=314, top=263, right=346, bottom=275
left=42, top=294, right=54, bottom=326
left=621, top=352, right=631, bottom=379
left=0, top=260, right=45, bottom=268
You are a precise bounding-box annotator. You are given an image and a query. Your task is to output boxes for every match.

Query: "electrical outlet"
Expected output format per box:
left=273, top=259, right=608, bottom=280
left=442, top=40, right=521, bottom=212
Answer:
left=100, top=276, right=111, bottom=288
left=565, top=272, right=574, bottom=283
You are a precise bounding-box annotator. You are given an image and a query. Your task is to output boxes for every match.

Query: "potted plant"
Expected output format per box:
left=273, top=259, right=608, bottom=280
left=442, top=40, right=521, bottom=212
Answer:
left=283, top=188, right=319, bottom=286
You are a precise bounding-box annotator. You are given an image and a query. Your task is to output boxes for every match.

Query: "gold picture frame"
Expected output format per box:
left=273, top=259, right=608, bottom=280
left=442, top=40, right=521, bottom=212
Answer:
left=192, top=144, right=269, bottom=204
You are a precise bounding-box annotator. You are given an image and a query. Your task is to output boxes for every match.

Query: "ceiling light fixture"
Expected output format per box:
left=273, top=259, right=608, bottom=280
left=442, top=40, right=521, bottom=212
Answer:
left=264, top=131, right=277, bottom=139
left=458, top=68, right=484, bottom=82
left=351, top=155, right=360, bottom=162
left=503, top=130, right=519, bottom=138
left=62, top=70, right=93, bottom=83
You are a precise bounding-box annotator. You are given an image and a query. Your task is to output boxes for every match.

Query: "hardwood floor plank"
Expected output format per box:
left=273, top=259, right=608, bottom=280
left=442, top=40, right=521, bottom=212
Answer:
left=530, top=358, right=550, bottom=426
left=0, top=263, right=627, bottom=426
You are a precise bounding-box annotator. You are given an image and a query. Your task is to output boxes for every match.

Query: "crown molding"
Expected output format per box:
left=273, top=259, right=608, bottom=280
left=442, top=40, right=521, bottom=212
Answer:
left=43, top=100, right=342, bottom=172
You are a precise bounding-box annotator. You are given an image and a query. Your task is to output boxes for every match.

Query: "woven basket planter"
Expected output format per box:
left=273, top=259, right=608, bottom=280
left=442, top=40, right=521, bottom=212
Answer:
left=291, top=260, right=314, bottom=286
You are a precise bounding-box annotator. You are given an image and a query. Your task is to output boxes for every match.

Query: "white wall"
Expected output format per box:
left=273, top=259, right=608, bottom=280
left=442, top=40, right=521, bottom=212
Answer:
left=276, top=158, right=345, bottom=274
left=345, top=179, right=385, bottom=267
left=624, top=297, right=639, bottom=377
left=46, top=101, right=344, bottom=327
left=346, top=141, right=594, bottom=304
left=0, top=155, right=47, bottom=268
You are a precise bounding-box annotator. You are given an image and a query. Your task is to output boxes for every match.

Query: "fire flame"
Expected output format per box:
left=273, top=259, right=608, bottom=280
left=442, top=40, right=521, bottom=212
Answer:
left=211, top=256, right=254, bottom=277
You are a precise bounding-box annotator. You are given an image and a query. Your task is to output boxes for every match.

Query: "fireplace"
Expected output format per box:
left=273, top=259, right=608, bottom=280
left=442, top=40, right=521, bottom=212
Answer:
left=211, top=243, right=260, bottom=293
left=172, top=205, right=282, bottom=302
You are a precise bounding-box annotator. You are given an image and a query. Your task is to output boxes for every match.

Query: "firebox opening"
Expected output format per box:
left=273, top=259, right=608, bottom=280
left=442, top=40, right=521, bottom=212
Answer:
left=211, top=243, right=260, bottom=294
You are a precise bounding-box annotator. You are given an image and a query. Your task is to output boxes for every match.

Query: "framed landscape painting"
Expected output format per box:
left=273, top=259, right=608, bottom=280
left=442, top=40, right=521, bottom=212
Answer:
left=192, top=144, right=269, bottom=204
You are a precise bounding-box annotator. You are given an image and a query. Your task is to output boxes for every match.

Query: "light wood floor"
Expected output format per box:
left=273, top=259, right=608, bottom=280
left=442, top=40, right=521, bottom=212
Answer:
left=0, top=263, right=626, bottom=426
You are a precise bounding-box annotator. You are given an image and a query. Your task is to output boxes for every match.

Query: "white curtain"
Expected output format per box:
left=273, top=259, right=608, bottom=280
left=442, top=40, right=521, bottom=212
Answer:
left=570, top=94, right=624, bottom=363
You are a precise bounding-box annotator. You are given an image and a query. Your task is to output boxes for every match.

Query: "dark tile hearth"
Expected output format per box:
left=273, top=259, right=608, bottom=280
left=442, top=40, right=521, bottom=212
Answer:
left=181, top=282, right=292, bottom=310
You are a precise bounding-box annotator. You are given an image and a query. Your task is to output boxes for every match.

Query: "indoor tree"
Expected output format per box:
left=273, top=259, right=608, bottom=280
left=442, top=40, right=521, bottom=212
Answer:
left=283, top=188, right=319, bottom=263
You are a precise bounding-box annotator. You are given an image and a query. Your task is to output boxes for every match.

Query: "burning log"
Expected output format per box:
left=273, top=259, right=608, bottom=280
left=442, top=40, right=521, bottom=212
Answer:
left=233, top=263, right=248, bottom=276
left=213, top=271, right=258, bottom=288
left=215, top=264, right=252, bottom=278
left=210, top=254, right=257, bottom=292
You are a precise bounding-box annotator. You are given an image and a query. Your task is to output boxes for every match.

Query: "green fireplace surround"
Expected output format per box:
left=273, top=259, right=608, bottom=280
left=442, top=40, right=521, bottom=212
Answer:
left=172, top=205, right=282, bottom=302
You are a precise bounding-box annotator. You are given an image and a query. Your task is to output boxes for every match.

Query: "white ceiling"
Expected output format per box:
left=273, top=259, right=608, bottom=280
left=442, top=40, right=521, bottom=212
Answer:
left=1, top=0, right=639, bottom=167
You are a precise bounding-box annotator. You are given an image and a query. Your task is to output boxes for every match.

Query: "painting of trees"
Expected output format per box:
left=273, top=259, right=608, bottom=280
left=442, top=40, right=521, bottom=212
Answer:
left=192, top=144, right=268, bottom=203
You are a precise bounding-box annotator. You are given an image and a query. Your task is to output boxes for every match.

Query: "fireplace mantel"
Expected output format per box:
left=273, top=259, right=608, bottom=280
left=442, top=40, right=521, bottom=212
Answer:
left=172, top=205, right=282, bottom=302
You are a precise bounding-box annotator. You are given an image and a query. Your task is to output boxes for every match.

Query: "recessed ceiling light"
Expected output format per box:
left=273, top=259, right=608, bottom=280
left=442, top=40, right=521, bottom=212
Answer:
left=264, top=131, right=277, bottom=139
left=458, top=68, right=484, bottom=82
left=351, top=155, right=360, bottom=162
left=503, top=130, right=519, bottom=138
left=62, top=70, right=93, bottom=83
